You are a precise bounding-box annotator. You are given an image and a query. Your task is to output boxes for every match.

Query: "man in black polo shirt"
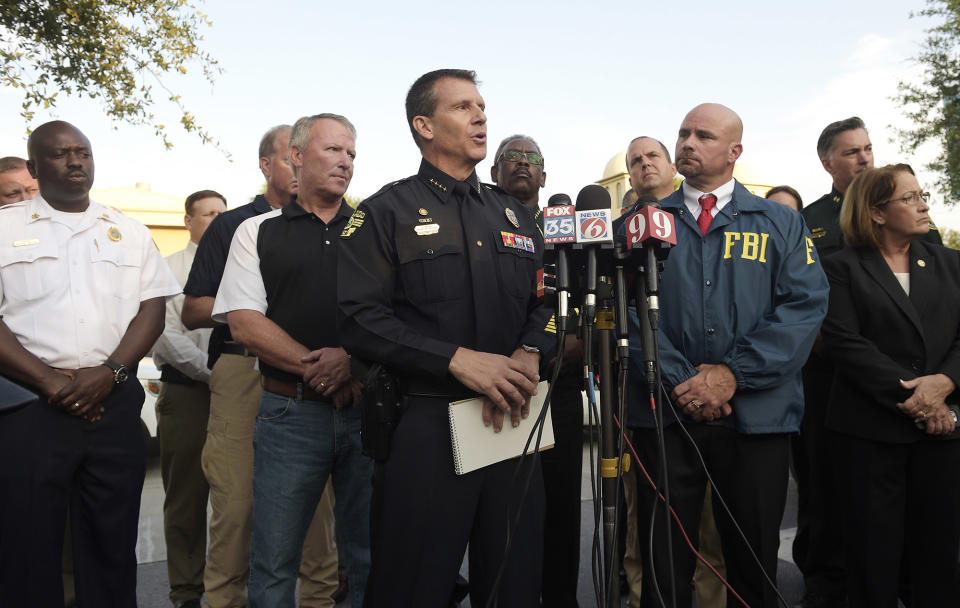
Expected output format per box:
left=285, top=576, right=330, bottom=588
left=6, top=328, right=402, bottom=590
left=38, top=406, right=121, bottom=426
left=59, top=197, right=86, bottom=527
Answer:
left=181, top=125, right=339, bottom=608
left=213, top=113, right=370, bottom=608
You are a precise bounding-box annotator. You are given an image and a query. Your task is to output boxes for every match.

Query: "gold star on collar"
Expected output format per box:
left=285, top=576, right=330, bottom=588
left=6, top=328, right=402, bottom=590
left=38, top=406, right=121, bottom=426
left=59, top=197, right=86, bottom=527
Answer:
left=428, top=178, right=448, bottom=193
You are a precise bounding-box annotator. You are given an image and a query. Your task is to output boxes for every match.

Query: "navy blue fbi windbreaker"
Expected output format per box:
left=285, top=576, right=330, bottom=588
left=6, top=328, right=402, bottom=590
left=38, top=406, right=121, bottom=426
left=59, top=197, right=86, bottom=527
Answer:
left=625, top=181, right=829, bottom=433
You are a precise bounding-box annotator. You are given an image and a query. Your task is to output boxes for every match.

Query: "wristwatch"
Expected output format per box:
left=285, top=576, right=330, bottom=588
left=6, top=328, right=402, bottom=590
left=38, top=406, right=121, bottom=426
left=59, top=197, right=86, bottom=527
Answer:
left=102, top=359, right=129, bottom=384
left=520, top=344, right=541, bottom=355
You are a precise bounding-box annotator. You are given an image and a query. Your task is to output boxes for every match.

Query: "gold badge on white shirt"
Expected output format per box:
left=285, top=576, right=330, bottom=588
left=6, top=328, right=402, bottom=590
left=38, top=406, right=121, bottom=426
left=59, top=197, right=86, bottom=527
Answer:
left=107, top=227, right=122, bottom=242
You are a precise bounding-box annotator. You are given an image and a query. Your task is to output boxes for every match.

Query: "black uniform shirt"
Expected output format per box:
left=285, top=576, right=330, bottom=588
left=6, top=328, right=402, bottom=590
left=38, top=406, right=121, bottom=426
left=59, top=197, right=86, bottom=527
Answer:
left=183, top=194, right=275, bottom=365
left=253, top=200, right=352, bottom=383
left=802, top=186, right=942, bottom=259
left=337, top=159, right=555, bottom=385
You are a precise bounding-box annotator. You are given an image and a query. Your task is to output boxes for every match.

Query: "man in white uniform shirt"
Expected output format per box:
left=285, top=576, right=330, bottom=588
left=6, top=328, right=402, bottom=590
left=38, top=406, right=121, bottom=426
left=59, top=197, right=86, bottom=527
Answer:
left=0, top=120, right=179, bottom=606
left=152, top=189, right=226, bottom=608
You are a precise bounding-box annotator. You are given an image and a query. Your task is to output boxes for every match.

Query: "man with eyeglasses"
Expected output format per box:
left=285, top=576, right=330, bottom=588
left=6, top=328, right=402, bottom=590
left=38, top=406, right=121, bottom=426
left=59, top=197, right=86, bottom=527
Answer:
left=794, top=117, right=942, bottom=608
left=491, top=135, right=585, bottom=607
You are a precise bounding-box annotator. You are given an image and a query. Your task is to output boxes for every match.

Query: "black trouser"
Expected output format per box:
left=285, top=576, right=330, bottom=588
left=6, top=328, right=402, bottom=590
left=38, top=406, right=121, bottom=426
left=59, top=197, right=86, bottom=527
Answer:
left=792, top=356, right=845, bottom=601
left=0, top=378, right=147, bottom=608
left=539, top=379, right=584, bottom=607
left=834, top=432, right=960, bottom=608
left=633, top=423, right=790, bottom=608
left=365, top=395, right=544, bottom=608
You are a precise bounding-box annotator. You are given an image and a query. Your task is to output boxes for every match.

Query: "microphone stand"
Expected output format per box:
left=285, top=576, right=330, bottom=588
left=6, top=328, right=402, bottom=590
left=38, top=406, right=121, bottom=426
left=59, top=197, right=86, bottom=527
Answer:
left=636, top=242, right=677, bottom=608
left=595, top=275, right=621, bottom=608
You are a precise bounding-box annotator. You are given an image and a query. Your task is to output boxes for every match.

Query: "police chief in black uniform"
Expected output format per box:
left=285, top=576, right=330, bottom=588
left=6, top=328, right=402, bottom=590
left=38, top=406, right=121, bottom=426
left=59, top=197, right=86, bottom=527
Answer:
left=337, top=69, right=556, bottom=607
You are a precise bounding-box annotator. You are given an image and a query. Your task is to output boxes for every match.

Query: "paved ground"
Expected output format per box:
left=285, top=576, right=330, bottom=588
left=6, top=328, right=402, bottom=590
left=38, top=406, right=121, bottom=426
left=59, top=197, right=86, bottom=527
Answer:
left=134, top=443, right=805, bottom=607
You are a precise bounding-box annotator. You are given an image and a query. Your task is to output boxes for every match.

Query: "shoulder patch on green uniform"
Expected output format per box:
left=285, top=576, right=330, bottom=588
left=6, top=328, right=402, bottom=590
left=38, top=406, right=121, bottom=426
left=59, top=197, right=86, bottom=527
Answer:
left=340, top=208, right=367, bottom=239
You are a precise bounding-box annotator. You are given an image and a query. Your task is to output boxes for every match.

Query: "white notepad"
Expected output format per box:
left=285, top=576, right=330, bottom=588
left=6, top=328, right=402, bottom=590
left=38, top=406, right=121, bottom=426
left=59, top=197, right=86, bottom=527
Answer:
left=448, top=381, right=555, bottom=475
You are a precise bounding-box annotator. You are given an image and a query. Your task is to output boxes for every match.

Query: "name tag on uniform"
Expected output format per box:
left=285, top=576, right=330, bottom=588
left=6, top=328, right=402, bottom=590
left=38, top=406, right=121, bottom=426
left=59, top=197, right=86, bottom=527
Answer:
left=415, top=224, right=440, bottom=236
left=12, top=238, right=40, bottom=247
left=500, top=231, right=535, bottom=253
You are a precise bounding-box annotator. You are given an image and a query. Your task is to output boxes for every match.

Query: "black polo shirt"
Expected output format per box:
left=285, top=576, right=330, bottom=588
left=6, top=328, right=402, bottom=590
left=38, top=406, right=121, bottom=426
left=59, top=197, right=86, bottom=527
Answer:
left=254, top=200, right=353, bottom=383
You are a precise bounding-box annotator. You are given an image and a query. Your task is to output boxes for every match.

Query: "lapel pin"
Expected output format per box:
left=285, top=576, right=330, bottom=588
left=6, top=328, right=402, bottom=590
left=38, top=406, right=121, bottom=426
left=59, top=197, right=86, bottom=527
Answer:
left=505, top=208, right=519, bottom=228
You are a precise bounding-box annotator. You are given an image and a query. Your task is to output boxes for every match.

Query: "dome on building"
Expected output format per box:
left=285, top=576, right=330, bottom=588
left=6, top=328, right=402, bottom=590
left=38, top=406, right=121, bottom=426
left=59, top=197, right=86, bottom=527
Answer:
left=732, top=161, right=773, bottom=197
left=602, top=152, right=627, bottom=180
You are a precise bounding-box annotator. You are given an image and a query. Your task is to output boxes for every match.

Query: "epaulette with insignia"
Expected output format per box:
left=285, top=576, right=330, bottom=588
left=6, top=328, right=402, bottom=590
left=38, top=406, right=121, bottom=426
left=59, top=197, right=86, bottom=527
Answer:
left=482, top=182, right=510, bottom=196
left=340, top=208, right=366, bottom=239
left=363, top=178, right=413, bottom=205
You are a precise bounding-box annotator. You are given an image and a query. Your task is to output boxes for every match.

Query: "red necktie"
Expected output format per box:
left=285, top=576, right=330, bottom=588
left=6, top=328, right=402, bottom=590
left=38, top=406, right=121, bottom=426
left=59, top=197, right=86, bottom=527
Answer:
left=698, top=193, right=717, bottom=236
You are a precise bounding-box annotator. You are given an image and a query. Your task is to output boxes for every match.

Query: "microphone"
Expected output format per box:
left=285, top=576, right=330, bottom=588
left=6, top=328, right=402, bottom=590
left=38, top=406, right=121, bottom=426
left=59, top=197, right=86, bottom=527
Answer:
left=620, top=196, right=677, bottom=387
left=544, top=194, right=576, bottom=333
left=574, top=185, right=613, bottom=371
left=624, top=197, right=677, bottom=254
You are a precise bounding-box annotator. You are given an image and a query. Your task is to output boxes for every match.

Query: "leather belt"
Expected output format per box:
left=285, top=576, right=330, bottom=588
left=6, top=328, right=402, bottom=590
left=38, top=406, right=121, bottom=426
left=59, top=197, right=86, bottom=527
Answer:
left=220, top=342, right=253, bottom=357
left=160, top=364, right=203, bottom=386
left=400, top=376, right=478, bottom=401
left=262, top=376, right=329, bottom=403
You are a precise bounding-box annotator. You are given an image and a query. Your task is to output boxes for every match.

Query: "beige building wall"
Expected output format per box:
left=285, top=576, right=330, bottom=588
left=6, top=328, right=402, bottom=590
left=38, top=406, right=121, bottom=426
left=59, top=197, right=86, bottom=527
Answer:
left=90, top=182, right=188, bottom=257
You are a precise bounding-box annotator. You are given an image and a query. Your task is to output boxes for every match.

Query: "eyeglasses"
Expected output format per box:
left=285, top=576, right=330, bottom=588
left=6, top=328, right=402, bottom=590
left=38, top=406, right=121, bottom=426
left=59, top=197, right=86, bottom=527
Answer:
left=880, top=191, right=930, bottom=207
left=498, top=150, right=544, bottom=166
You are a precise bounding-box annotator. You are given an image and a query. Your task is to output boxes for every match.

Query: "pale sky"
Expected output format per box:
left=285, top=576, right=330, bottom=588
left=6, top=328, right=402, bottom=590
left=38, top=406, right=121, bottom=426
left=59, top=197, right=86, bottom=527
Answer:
left=4, top=0, right=959, bottom=229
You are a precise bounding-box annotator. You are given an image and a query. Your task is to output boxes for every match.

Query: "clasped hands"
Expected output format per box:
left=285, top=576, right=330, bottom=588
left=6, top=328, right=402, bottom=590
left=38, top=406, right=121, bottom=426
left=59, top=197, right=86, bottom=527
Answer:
left=898, top=374, right=956, bottom=436
left=301, top=347, right=361, bottom=409
left=672, top=363, right=736, bottom=423
left=44, top=366, right=115, bottom=421
left=448, top=347, right=540, bottom=433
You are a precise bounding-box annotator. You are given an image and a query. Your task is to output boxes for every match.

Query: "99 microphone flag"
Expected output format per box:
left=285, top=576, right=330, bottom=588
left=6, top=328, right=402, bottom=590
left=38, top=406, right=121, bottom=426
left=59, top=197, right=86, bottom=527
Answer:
left=625, top=205, right=677, bottom=249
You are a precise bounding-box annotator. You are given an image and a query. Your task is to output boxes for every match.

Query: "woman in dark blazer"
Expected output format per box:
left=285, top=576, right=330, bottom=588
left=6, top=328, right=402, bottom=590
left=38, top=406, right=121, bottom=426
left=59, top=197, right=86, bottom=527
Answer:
left=820, top=163, right=960, bottom=607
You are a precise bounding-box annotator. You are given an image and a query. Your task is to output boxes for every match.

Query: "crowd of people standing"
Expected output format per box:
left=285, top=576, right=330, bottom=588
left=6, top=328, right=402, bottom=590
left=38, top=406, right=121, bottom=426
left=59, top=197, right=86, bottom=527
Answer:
left=0, top=68, right=958, bottom=608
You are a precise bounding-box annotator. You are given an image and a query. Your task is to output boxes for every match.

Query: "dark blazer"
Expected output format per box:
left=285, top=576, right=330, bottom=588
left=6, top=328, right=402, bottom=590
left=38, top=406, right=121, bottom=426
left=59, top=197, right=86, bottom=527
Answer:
left=821, top=240, right=960, bottom=443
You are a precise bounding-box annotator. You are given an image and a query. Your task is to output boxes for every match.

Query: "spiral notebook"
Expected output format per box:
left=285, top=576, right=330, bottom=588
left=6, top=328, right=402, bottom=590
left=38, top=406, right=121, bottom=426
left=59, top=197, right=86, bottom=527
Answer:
left=448, top=381, right=554, bottom=475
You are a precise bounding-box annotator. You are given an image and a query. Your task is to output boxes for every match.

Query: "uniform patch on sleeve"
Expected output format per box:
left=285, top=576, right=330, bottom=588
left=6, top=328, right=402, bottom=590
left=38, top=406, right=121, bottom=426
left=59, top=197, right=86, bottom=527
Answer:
left=500, top=231, right=535, bottom=253
left=340, top=209, right=366, bottom=239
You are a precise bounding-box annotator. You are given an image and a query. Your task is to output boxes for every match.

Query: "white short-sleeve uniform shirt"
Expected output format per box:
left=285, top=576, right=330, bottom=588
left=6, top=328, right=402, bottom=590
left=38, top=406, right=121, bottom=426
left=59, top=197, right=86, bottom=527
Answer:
left=0, top=195, right=180, bottom=369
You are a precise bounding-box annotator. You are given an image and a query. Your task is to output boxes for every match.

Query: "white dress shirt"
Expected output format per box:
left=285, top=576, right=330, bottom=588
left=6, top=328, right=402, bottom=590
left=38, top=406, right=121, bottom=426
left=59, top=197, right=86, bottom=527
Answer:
left=0, top=196, right=180, bottom=369
left=151, top=240, right=213, bottom=382
left=682, top=178, right=736, bottom=220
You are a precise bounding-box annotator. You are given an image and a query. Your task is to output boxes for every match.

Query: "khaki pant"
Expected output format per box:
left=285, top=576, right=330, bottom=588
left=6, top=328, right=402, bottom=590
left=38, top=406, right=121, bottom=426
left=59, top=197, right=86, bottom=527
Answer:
left=201, top=354, right=338, bottom=608
left=623, top=458, right=727, bottom=608
left=157, top=380, right=211, bottom=605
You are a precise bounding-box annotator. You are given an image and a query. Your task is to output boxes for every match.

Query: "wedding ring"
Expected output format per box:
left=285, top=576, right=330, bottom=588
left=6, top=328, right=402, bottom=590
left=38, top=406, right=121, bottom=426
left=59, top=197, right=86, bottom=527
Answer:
left=72, top=402, right=80, bottom=409
left=917, top=410, right=927, bottom=420
left=319, top=381, right=327, bottom=389
left=691, top=401, right=703, bottom=410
